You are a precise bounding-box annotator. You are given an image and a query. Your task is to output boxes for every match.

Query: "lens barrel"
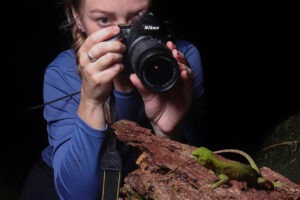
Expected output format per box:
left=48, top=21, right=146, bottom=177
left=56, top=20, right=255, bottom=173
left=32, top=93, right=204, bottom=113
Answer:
left=128, top=36, right=179, bottom=92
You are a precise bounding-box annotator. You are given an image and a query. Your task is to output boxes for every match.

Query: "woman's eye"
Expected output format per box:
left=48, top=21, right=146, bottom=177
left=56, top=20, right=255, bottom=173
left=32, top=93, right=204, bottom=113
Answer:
left=94, top=15, right=117, bottom=28
left=97, top=17, right=116, bottom=28
left=98, top=17, right=109, bottom=25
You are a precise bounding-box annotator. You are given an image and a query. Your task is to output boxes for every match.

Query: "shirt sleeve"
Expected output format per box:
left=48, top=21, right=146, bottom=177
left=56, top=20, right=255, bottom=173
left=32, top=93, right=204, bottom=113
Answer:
left=113, top=89, right=143, bottom=121
left=177, top=39, right=205, bottom=97
left=43, top=63, right=107, bottom=200
left=177, top=40, right=208, bottom=147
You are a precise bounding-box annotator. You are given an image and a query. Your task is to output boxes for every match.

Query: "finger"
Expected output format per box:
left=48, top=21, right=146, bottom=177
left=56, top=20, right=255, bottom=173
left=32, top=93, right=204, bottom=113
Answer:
left=86, top=41, right=125, bottom=63
left=130, top=74, right=157, bottom=104
left=178, top=61, right=192, bottom=75
left=93, top=52, right=124, bottom=71
left=172, top=49, right=189, bottom=67
left=179, top=62, right=192, bottom=73
left=83, top=26, right=120, bottom=52
left=80, top=52, right=123, bottom=76
left=166, top=41, right=176, bottom=50
left=130, top=74, right=149, bottom=94
left=78, top=26, right=120, bottom=61
left=94, top=62, right=124, bottom=84
left=87, top=51, right=97, bottom=63
left=179, top=64, right=194, bottom=82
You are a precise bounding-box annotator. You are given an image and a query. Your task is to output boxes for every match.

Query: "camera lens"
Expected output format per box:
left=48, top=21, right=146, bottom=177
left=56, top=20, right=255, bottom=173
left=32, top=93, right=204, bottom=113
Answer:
left=142, top=53, right=178, bottom=91
left=128, top=37, right=179, bottom=92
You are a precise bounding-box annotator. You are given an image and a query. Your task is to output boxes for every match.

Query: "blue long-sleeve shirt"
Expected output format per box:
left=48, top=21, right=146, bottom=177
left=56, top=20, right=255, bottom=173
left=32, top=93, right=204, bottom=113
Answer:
left=41, top=39, right=205, bottom=199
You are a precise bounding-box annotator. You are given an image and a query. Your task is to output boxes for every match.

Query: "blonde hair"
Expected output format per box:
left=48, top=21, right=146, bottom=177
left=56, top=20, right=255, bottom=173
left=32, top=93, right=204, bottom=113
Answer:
left=61, top=0, right=86, bottom=54
left=61, top=0, right=154, bottom=62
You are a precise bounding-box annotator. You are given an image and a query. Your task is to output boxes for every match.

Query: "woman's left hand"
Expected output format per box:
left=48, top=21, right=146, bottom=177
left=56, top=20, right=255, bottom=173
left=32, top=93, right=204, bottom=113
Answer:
left=130, top=41, right=193, bottom=134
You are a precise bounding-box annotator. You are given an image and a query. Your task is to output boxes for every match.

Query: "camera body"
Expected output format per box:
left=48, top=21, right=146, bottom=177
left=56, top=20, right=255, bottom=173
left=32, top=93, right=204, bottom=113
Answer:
left=115, top=12, right=180, bottom=92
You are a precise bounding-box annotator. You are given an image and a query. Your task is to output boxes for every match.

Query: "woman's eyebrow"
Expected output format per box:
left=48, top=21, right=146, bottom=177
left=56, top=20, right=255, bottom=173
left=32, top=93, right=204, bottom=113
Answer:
left=89, top=7, right=147, bottom=16
left=90, top=9, right=113, bottom=15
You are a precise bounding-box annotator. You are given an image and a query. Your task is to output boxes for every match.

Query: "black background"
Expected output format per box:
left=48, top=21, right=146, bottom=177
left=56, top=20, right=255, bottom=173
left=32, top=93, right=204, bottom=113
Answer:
left=3, top=1, right=299, bottom=197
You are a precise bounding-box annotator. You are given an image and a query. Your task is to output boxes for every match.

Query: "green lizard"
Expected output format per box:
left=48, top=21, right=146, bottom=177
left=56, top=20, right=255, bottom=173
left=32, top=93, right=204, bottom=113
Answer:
left=192, top=147, right=281, bottom=190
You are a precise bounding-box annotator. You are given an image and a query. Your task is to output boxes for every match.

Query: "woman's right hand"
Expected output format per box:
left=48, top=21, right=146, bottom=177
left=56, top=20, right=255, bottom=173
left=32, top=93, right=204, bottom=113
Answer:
left=78, top=26, right=126, bottom=105
left=76, top=26, right=126, bottom=129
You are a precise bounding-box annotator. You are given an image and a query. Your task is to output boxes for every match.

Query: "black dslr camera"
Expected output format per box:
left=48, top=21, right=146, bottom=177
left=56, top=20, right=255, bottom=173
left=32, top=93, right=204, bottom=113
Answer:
left=114, top=12, right=180, bottom=92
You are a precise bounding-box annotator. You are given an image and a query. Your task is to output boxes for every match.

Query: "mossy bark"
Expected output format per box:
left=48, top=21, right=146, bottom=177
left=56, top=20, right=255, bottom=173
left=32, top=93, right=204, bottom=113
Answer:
left=112, top=120, right=300, bottom=200
left=255, top=112, right=300, bottom=184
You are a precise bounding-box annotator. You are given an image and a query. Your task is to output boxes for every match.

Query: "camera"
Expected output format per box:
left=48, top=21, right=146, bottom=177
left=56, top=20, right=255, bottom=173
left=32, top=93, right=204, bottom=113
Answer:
left=114, top=12, right=180, bottom=92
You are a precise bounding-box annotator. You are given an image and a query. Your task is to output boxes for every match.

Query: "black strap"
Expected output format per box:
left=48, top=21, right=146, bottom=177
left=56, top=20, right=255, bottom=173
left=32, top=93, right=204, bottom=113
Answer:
left=101, top=129, right=122, bottom=200
left=101, top=95, right=122, bottom=200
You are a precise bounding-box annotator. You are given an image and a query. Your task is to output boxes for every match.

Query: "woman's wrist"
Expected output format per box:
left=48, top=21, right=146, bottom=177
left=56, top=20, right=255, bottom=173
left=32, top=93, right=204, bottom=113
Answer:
left=78, top=99, right=106, bottom=130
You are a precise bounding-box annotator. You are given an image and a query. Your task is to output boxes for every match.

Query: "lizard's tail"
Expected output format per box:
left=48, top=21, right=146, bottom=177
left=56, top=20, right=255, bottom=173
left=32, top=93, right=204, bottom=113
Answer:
left=213, top=149, right=261, bottom=175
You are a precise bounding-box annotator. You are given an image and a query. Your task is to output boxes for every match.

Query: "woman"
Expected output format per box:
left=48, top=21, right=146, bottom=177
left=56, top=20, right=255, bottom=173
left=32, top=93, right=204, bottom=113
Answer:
left=20, top=0, right=206, bottom=199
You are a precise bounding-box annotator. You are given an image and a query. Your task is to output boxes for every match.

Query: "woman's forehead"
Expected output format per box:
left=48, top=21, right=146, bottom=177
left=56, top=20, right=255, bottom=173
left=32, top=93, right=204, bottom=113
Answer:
left=83, top=0, right=150, bottom=12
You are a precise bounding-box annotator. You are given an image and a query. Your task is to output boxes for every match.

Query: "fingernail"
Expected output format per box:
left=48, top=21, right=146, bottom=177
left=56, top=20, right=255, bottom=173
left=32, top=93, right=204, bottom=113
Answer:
left=113, top=26, right=120, bottom=33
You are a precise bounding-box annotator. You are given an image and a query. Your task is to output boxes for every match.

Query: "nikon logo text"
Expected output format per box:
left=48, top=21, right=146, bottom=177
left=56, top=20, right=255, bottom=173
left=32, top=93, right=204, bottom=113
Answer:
left=143, top=25, right=160, bottom=30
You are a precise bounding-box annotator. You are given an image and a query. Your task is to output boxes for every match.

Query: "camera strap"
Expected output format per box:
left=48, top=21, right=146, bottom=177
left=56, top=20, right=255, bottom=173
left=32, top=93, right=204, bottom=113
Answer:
left=101, top=96, right=122, bottom=200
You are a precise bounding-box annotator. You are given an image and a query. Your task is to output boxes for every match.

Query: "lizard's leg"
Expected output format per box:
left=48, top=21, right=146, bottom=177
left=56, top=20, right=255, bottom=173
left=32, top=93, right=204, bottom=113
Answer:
left=257, top=177, right=282, bottom=190
left=210, top=174, right=229, bottom=189
left=272, top=181, right=282, bottom=190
